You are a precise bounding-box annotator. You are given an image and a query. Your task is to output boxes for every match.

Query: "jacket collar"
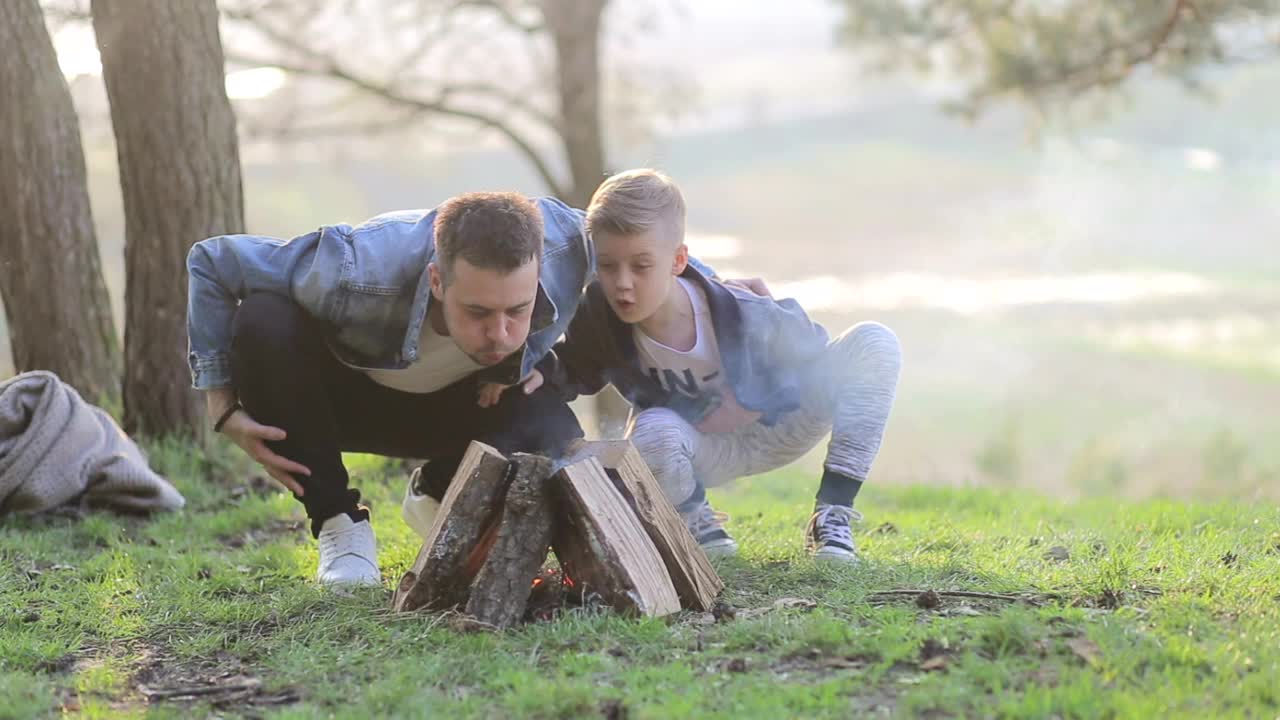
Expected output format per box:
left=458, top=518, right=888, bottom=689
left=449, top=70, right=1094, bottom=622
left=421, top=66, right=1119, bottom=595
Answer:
left=602, top=264, right=746, bottom=387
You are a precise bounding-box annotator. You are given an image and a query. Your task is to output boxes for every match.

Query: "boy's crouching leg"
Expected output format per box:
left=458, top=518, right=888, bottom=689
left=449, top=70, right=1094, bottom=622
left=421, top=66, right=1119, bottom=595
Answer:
left=628, top=407, right=699, bottom=508
left=822, top=321, right=902, bottom=482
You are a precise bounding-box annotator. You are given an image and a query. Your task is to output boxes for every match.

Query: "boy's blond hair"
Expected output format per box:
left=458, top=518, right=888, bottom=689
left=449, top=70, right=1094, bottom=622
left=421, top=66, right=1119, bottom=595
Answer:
left=585, top=169, right=686, bottom=243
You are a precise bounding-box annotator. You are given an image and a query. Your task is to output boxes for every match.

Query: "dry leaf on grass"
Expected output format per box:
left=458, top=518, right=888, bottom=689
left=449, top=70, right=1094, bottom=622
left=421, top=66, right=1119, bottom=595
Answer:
left=919, top=656, right=949, bottom=671
left=1066, top=637, right=1102, bottom=665
left=738, top=597, right=817, bottom=619
left=1043, top=546, right=1071, bottom=562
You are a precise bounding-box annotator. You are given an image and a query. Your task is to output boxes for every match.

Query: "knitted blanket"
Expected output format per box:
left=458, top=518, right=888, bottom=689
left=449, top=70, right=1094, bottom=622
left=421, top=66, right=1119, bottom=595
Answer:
left=0, top=371, right=184, bottom=516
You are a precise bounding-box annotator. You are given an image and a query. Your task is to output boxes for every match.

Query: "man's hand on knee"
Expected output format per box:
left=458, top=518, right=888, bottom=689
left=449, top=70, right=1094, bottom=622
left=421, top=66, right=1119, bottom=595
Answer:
left=218, top=409, right=311, bottom=496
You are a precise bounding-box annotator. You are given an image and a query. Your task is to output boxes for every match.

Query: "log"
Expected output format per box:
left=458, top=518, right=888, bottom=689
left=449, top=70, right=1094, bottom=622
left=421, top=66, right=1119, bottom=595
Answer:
left=585, top=440, right=724, bottom=611
left=551, top=456, right=681, bottom=617
left=465, top=454, right=555, bottom=628
left=393, top=442, right=511, bottom=612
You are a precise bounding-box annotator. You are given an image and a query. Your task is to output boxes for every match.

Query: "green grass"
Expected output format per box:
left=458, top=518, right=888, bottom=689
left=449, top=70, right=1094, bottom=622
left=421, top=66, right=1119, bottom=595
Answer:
left=2, top=440, right=1278, bottom=719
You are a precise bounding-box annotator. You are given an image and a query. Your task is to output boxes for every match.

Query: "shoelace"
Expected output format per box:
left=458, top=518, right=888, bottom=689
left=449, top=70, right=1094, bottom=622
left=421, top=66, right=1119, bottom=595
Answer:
left=318, top=523, right=369, bottom=566
left=807, top=504, right=863, bottom=549
left=684, top=502, right=730, bottom=539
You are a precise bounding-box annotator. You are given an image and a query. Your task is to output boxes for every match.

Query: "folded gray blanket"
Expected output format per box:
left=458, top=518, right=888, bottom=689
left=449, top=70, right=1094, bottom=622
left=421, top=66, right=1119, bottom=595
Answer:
left=0, top=370, right=184, bottom=516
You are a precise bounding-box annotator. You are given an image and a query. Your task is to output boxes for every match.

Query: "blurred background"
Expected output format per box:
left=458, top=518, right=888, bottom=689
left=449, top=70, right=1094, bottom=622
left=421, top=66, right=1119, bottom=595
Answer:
left=5, top=0, right=1278, bottom=501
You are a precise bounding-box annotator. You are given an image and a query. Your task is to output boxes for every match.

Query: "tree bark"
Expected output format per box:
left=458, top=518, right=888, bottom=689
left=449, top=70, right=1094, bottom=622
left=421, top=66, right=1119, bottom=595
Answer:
left=539, top=0, right=623, bottom=434
left=393, top=442, right=513, bottom=613
left=552, top=455, right=680, bottom=618
left=540, top=0, right=609, bottom=209
left=92, top=0, right=244, bottom=437
left=465, top=453, right=555, bottom=628
left=578, top=441, right=724, bottom=611
left=0, top=0, right=120, bottom=403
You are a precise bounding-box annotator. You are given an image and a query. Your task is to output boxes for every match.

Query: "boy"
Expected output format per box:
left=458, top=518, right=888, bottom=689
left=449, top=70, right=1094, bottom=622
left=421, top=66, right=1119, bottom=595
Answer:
left=545, top=169, right=901, bottom=561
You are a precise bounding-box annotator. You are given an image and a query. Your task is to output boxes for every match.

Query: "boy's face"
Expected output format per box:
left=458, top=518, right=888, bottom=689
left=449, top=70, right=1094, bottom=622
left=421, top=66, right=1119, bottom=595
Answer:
left=594, top=227, right=688, bottom=324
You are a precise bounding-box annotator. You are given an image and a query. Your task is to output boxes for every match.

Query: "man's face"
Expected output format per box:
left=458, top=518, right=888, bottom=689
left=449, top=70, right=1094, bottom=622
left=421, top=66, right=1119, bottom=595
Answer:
left=594, top=227, right=688, bottom=324
left=429, top=257, right=539, bottom=366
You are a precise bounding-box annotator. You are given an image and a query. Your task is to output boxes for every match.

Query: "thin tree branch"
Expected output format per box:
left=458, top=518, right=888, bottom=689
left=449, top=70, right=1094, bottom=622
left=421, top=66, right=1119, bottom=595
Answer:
left=455, top=0, right=543, bottom=34
left=223, top=5, right=558, bottom=128
left=240, top=109, right=432, bottom=141
left=222, top=8, right=567, bottom=196
left=987, top=0, right=1193, bottom=102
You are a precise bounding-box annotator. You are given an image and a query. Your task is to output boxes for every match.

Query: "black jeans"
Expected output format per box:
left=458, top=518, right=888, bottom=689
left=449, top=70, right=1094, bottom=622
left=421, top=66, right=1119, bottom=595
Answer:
left=230, top=293, right=583, bottom=536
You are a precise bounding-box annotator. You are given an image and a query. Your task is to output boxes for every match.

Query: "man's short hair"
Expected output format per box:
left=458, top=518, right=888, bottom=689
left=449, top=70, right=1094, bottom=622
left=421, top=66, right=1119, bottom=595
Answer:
left=433, top=192, right=543, bottom=283
left=585, top=169, right=686, bottom=242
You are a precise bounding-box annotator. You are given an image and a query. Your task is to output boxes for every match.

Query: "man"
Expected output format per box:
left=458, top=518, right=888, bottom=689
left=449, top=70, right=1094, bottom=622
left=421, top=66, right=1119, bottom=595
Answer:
left=187, top=193, right=589, bottom=586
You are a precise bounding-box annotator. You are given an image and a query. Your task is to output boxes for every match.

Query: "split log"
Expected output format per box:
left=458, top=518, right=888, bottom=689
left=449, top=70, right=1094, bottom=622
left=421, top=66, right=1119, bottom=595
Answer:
left=465, top=454, right=555, bottom=628
left=393, top=442, right=511, bottom=612
left=584, top=440, right=724, bottom=611
left=551, top=455, right=681, bottom=618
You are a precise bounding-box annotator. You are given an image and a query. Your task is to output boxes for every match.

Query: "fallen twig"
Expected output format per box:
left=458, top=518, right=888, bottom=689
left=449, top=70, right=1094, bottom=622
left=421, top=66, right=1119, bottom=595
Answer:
left=865, top=589, right=1059, bottom=606
left=139, top=678, right=261, bottom=700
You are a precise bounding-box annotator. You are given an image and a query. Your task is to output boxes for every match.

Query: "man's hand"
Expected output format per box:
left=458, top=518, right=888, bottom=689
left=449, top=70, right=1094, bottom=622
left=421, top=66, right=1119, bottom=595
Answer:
left=723, top=276, right=773, bottom=298
left=696, top=390, right=762, bottom=434
left=217, top=407, right=311, bottom=496
left=477, top=369, right=544, bottom=408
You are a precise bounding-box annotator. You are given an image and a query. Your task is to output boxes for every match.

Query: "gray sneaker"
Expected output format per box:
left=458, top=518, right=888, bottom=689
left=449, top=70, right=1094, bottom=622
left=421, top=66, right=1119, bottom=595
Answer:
left=681, top=500, right=739, bottom=558
left=805, top=503, right=863, bottom=563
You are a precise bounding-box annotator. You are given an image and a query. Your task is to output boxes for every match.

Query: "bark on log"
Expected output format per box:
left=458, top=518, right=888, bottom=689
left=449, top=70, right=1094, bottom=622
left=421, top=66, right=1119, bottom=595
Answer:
left=585, top=440, right=724, bottom=611
left=393, top=442, right=511, bottom=612
left=551, top=456, right=680, bottom=618
left=465, top=453, right=555, bottom=628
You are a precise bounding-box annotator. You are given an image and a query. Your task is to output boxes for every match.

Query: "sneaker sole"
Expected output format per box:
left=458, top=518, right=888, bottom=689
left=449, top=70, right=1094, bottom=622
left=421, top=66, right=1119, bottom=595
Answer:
left=813, top=547, right=859, bottom=564
left=700, top=538, right=739, bottom=558
left=318, top=573, right=383, bottom=587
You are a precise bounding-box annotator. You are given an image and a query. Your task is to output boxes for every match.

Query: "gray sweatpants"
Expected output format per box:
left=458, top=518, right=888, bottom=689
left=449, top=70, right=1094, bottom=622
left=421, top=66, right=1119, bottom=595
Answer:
left=628, top=321, right=902, bottom=508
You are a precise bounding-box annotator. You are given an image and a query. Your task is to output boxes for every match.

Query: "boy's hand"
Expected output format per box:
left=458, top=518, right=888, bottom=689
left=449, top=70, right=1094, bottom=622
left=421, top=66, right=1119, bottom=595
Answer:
left=723, top=277, right=773, bottom=298
left=218, top=409, right=310, bottom=496
left=477, top=369, right=544, bottom=408
left=696, top=391, right=762, bottom=434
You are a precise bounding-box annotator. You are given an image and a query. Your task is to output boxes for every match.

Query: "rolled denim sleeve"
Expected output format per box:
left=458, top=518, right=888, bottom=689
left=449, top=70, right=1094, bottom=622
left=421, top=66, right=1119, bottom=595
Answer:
left=186, top=231, right=327, bottom=389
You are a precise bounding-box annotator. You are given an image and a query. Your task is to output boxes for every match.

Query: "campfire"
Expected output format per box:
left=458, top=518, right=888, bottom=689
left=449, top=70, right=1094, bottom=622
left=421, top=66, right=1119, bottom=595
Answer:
left=392, top=440, right=724, bottom=628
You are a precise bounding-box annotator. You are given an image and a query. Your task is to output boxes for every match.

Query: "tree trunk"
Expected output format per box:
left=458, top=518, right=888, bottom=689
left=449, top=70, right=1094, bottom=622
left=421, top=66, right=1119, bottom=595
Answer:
left=540, top=0, right=624, bottom=435
left=540, top=0, right=609, bottom=209
left=92, top=0, right=244, bottom=438
left=0, top=0, right=121, bottom=403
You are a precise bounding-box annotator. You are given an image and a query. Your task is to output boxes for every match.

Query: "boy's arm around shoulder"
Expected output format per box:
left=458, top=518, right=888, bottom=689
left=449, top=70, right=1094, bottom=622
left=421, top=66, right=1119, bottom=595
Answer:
left=737, top=288, right=830, bottom=371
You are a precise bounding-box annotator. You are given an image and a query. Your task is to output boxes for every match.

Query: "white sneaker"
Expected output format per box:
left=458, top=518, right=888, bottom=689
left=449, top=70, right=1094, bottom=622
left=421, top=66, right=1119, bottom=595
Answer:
left=681, top=500, right=739, bottom=558
left=401, top=466, right=442, bottom=541
left=805, top=502, right=863, bottom=563
left=316, top=514, right=381, bottom=587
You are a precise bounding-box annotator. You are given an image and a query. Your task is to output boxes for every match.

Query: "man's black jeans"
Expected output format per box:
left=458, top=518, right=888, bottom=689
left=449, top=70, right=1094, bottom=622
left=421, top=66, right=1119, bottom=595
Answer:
left=230, top=293, right=583, bottom=537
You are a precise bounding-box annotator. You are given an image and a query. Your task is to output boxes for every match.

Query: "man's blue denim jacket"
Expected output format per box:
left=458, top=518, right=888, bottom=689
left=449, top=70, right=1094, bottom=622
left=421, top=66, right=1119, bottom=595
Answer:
left=186, top=197, right=593, bottom=390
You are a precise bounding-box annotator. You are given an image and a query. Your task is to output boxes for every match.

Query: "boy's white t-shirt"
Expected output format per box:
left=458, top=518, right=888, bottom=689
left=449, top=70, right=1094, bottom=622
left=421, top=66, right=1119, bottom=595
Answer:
left=633, top=278, right=728, bottom=400
left=357, top=320, right=485, bottom=394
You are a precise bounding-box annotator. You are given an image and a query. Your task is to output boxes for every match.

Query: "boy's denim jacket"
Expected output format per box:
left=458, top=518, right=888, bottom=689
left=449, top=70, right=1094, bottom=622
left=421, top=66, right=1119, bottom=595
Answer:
left=545, top=265, right=831, bottom=427
left=186, top=197, right=593, bottom=390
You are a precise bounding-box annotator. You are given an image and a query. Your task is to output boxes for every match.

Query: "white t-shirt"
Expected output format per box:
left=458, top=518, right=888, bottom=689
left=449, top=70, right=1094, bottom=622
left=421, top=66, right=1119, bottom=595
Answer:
left=633, top=278, right=727, bottom=400
left=358, top=320, right=484, bottom=394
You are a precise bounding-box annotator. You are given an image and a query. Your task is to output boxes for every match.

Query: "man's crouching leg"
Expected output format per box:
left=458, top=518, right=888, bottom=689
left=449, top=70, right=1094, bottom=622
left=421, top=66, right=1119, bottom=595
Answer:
left=231, top=293, right=380, bottom=587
